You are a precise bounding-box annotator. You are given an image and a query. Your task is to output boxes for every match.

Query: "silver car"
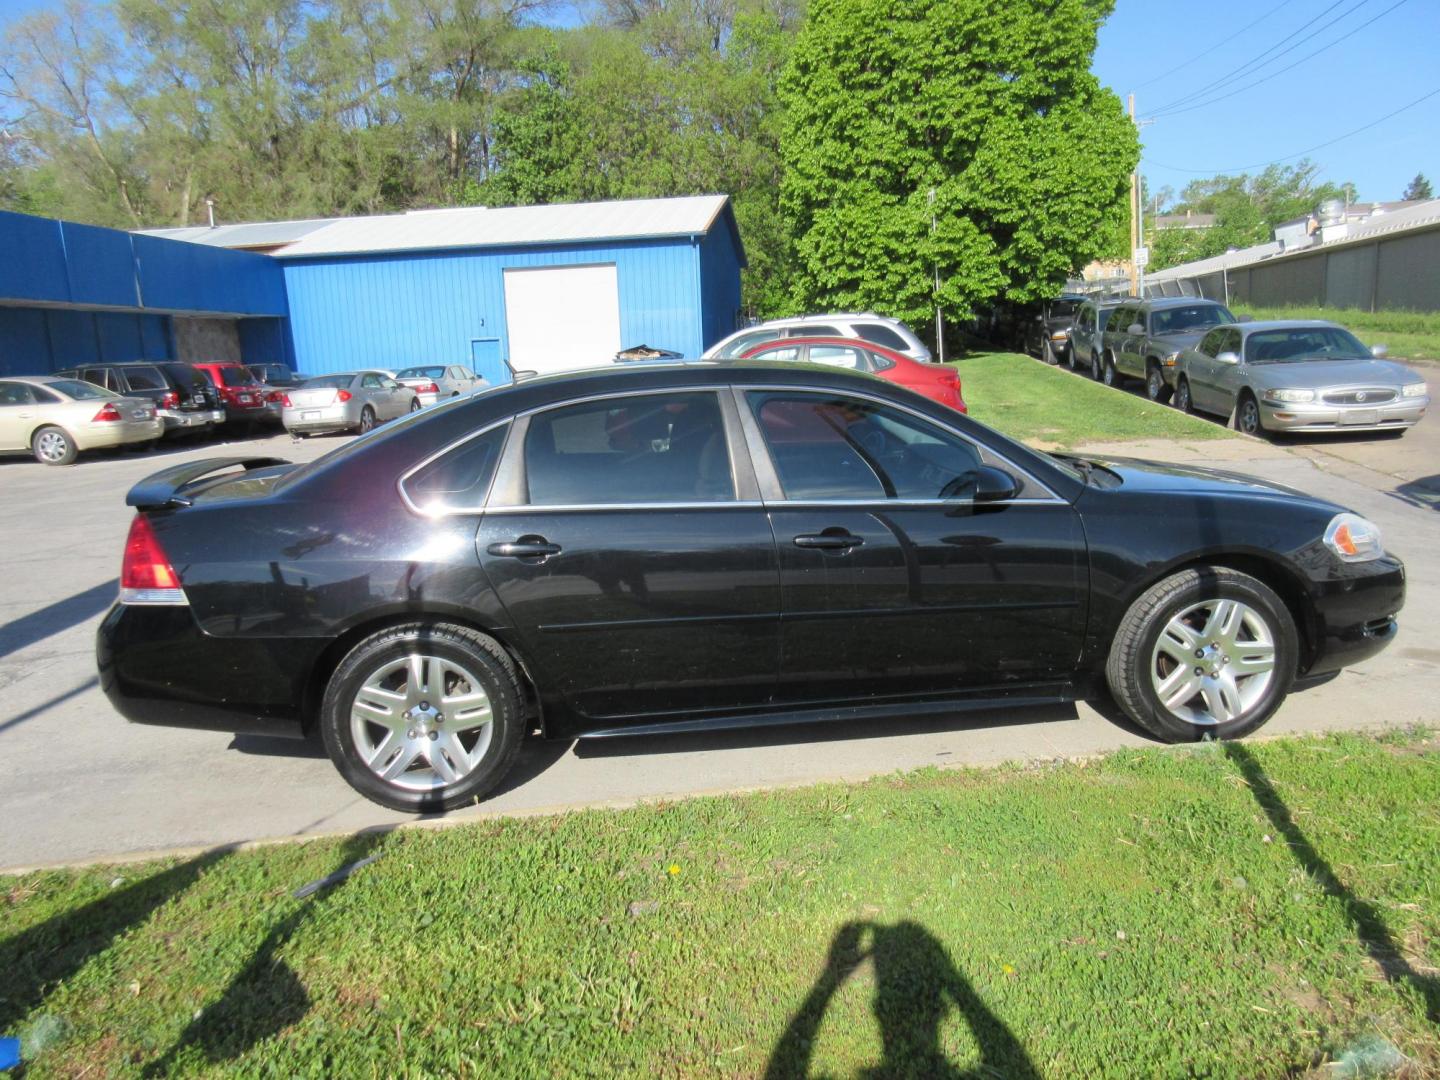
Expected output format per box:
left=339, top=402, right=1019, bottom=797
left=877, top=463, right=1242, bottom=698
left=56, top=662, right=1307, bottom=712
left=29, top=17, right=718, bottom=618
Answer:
left=282, top=370, right=420, bottom=436
left=1174, top=320, right=1429, bottom=436
left=0, top=375, right=162, bottom=465
left=704, top=313, right=933, bottom=363
left=394, top=365, right=488, bottom=408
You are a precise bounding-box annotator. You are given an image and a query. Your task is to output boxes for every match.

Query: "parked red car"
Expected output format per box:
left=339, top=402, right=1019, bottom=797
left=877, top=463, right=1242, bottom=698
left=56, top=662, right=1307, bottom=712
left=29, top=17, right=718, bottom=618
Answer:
left=739, top=336, right=965, bottom=412
left=189, top=361, right=276, bottom=425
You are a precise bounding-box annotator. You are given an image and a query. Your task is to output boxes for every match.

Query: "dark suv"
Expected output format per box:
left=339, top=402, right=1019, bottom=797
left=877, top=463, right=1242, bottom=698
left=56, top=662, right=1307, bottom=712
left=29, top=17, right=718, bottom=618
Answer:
left=1023, top=294, right=1086, bottom=365
left=1097, top=298, right=1237, bottom=402
left=54, top=361, right=224, bottom=437
left=1069, top=298, right=1130, bottom=378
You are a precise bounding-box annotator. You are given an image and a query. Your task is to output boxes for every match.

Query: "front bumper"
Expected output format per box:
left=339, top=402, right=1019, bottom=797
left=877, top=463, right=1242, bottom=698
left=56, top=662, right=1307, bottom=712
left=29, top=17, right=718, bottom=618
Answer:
left=1304, top=555, right=1405, bottom=676
left=97, top=603, right=320, bottom=737
left=1261, top=395, right=1428, bottom=433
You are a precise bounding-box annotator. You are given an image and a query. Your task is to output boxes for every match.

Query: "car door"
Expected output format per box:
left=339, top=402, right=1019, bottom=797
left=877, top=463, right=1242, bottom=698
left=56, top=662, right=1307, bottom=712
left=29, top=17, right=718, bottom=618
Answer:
left=1119, top=308, right=1148, bottom=376
left=0, top=380, right=36, bottom=450
left=475, top=388, right=781, bottom=723
left=381, top=375, right=410, bottom=417
left=1100, top=306, right=1128, bottom=369
left=1191, top=328, right=1243, bottom=415
left=737, top=387, right=1087, bottom=704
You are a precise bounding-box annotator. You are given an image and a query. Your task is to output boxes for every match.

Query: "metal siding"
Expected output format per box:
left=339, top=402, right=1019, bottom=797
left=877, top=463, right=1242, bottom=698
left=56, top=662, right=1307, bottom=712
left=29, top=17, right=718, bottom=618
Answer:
left=0, top=212, right=69, bottom=303
left=131, top=233, right=288, bottom=316
left=698, top=223, right=743, bottom=351
left=238, top=317, right=291, bottom=366
left=282, top=238, right=704, bottom=376
left=1374, top=231, right=1440, bottom=312
left=45, top=309, right=101, bottom=369
left=1250, top=252, right=1324, bottom=307
left=1325, top=246, right=1376, bottom=311
left=140, top=315, right=172, bottom=358
left=60, top=221, right=141, bottom=308
left=95, top=311, right=145, bottom=362
left=0, top=307, right=51, bottom=376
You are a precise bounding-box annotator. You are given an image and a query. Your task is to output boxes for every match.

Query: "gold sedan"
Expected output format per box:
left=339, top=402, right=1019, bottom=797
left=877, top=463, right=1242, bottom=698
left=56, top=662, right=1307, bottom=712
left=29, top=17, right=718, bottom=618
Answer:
left=0, top=375, right=163, bottom=466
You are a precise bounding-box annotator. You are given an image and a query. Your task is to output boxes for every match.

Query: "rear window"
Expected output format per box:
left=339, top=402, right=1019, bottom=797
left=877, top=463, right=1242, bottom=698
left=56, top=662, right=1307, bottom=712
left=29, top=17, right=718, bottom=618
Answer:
left=398, top=366, right=446, bottom=380
left=401, top=423, right=510, bottom=513
left=300, top=374, right=353, bottom=390
left=853, top=323, right=910, bottom=350
left=120, top=366, right=166, bottom=392
left=161, top=364, right=206, bottom=389
left=48, top=379, right=113, bottom=401
left=216, top=367, right=254, bottom=387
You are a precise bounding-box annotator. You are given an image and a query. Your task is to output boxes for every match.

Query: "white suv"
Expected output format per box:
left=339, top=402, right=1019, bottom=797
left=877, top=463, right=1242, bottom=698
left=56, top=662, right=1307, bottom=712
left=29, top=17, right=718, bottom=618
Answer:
left=704, top=313, right=934, bottom=363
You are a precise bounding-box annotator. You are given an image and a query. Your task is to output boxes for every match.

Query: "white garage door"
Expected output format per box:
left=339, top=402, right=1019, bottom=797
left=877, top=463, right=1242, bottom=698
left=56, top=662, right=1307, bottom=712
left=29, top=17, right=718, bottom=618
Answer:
left=503, top=264, right=622, bottom=375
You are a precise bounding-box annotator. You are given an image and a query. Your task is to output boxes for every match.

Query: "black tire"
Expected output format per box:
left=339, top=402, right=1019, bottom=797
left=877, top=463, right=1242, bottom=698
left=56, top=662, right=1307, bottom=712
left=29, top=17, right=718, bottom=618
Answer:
left=320, top=622, right=526, bottom=812
left=1105, top=567, right=1297, bottom=743
left=1145, top=363, right=1172, bottom=404
left=357, top=405, right=376, bottom=434
left=1042, top=339, right=1058, bottom=365
left=1102, top=354, right=1118, bottom=387
left=1175, top=376, right=1194, bottom=415
left=1236, top=392, right=1263, bottom=436
left=1090, top=352, right=1103, bottom=382
left=32, top=425, right=78, bottom=466
left=409, top=397, right=422, bottom=412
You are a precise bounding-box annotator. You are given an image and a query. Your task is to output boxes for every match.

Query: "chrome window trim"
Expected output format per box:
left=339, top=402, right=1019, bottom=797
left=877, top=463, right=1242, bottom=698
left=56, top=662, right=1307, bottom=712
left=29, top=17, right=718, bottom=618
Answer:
left=734, top=383, right=1067, bottom=505
left=396, top=417, right=513, bottom=517
left=484, top=501, right=766, bottom=514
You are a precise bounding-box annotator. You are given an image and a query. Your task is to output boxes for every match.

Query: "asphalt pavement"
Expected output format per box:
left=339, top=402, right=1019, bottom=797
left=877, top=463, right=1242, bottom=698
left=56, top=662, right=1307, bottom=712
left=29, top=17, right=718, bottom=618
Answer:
left=2, top=419, right=1437, bottom=872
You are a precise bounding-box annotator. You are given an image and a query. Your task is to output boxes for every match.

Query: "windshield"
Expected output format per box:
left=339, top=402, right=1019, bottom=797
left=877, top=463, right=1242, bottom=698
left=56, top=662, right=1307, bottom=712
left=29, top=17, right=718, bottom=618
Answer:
left=1048, top=299, right=1081, bottom=318
left=398, top=366, right=446, bottom=379
left=1151, top=304, right=1234, bottom=335
left=299, top=374, right=354, bottom=390
left=48, top=379, right=114, bottom=401
left=1245, top=328, right=1371, bottom=364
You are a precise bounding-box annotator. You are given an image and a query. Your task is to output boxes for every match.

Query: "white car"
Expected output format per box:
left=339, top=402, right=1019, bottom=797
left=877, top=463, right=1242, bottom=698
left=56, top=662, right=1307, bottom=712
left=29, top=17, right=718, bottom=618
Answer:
left=703, top=313, right=933, bottom=363
left=0, top=375, right=162, bottom=465
left=394, top=365, right=488, bottom=408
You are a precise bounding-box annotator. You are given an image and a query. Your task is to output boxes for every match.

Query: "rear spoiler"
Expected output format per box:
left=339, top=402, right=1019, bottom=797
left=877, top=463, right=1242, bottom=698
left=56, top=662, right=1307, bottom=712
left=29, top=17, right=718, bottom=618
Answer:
left=126, top=457, right=292, bottom=510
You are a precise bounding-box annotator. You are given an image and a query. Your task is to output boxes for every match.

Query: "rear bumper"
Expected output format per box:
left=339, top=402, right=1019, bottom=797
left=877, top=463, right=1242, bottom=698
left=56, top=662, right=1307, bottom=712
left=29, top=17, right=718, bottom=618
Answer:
left=158, top=408, right=224, bottom=434
left=1261, top=396, right=1427, bottom=433
left=283, top=403, right=355, bottom=433
left=77, top=418, right=164, bottom=450
left=97, top=603, right=318, bottom=737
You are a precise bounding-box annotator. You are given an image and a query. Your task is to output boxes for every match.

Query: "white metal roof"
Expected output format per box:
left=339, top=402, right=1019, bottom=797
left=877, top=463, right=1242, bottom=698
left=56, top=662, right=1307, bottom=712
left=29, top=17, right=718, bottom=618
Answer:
left=272, top=195, right=735, bottom=259
left=136, top=217, right=339, bottom=249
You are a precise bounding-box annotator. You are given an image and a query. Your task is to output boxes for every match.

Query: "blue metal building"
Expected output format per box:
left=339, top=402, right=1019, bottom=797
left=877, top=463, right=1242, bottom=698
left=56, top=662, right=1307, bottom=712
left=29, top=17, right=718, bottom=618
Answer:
left=147, top=195, right=746, bottom=385
left=0, top=210, right=290, bottom=377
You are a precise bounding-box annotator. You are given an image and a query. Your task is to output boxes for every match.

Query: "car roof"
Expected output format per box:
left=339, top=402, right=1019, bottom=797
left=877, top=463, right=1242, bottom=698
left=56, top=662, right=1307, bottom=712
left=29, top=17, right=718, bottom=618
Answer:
left=1235, top=319, right=1342, bottom=333
left=4, top=374, right=69, bottom=384
left=1140, top=297, right=1229, bottom=309
left=739, top=335, right=913, bottom=363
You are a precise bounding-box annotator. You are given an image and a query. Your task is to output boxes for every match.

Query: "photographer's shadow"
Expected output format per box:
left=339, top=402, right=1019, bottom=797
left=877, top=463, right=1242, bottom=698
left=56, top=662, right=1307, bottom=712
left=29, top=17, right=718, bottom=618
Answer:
left=765, top=920, right=1039, bottom=1079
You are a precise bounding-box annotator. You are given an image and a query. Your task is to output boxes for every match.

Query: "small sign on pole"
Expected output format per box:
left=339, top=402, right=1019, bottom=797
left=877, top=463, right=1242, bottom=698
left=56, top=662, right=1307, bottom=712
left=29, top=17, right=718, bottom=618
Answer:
left=1133, top=246, right=1150, bottom=269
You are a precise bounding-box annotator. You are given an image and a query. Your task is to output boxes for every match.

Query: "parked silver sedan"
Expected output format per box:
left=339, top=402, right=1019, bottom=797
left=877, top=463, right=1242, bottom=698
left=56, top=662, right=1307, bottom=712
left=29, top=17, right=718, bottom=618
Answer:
left=282, top=370, right=420, bottom=436
left=1174, top=321, right=1428, bottom=436
left=0, top=376, right=162, bottom=465
left=394, top=365, right=488, bottom=408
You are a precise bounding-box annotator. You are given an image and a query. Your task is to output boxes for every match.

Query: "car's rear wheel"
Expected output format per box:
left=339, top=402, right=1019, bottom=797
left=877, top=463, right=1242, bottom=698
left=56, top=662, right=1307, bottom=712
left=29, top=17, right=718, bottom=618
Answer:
left=1145, top=363, right=1172, bottom=404
left=1090, top=352, right=1103, bottom=382
left=1175, top=377, right=1194, bottom=414
left=357, top=405, right=376, bottom=434
left=320, top=622, right=526, bottom=812
left=409, top=397, right=422, bottom=412
left=1236, top=392, right=1263, bottom=436
left=32, top=425, right=77, bottom=466
left=1042, top=339, right=1057, bottom=365
left=1106, top=567, right=1296, bottom=743
left=1102, top=354, right=1118, bottom=387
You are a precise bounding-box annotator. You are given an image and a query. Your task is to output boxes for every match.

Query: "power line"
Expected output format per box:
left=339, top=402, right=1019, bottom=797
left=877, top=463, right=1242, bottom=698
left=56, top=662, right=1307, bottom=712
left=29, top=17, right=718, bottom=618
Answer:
left=1150, top=0, right=1412, bottom=119
left=1147, top=0, right=1356, bottom=115
left=1130, top=0, right=1300, bottom=92
left=1143, top=84, right=1440, bottom=174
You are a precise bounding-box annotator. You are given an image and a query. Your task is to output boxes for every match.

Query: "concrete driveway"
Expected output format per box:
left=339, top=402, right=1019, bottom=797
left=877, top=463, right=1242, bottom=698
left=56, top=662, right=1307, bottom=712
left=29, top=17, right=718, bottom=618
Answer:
left=2, top=423, right=1437, bottom=872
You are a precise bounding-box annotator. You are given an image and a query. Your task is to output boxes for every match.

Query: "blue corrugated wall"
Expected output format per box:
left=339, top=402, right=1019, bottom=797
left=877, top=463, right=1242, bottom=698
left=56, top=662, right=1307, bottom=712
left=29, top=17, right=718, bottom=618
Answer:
left=282, top=234, right=742, bottom=382
left=698, top=217, right=745, bottom=347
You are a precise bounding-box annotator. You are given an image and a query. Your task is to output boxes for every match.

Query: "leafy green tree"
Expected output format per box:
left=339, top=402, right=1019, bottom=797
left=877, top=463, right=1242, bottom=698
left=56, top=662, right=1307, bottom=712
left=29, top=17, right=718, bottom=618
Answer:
left=777, top=0, right=1135, bottom=327
left=1402, top=172, right=1432, bottom=201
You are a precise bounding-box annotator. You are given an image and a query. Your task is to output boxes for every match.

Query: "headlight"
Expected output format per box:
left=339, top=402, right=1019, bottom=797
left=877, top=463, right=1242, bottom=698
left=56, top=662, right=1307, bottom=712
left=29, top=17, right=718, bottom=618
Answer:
left=1262, top=388, right=1315, bottom=403
left=1050, top=329, right=1070, bottom=340
left=1402, top=382, right=1427, bottom=398
left=1161, top=351, right=1180, bottom=367
left=1324, top=512, right=1384, bottom=563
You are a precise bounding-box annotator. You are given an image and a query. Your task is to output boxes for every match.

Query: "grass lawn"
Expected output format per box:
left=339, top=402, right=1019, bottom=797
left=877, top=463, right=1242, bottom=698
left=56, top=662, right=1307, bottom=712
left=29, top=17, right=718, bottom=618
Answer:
left=952, top=352, right=1230, bottom=447
left=3, top=731, right=1437, bottom=1077
left=1232, top=304, right=1440, bottom=363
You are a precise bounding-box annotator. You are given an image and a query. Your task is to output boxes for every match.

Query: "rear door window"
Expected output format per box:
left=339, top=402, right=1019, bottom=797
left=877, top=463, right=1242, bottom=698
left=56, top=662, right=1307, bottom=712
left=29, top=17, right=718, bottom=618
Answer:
left=0, top=381, right=35, bottom=406
left=807, top=345, right=868, bottom=370
left=401, top=423, right=511, bottom=514
left=853, top=323, right=910, bottom=350
left=361, top=374, right=384, bottom=389
left=523, top=392, right=733, bottom=505
left=121, top=366, right=166, bottom=392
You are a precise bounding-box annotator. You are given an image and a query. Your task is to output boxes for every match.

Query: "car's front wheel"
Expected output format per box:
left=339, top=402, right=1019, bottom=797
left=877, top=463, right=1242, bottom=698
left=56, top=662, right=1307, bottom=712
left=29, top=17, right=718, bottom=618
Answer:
left=1145, top=363, right=1172, bottom=404
left=1236, top=392, right=1264, bottom=436
left=1175, top=376, right=1194, bottom=414
left=320, top=622, right=527, bottom=812
left=1102, top=354, right=1118, bottom=387
left=1106, top=567, right=1297, bottom=742
left=1091, top=352, right=1103, bottom=382
left=1042, top=339, right=1057, bottom=365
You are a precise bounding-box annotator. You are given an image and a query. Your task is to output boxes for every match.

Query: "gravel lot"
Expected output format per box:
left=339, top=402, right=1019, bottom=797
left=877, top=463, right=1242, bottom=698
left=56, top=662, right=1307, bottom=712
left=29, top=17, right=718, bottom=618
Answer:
left=2, top=419, right=1437, bottom=872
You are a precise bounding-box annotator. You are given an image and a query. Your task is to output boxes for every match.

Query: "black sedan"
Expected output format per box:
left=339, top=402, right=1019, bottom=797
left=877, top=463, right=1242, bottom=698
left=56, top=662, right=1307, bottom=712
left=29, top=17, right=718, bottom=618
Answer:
left=97, top=362, right=1404, bottom=812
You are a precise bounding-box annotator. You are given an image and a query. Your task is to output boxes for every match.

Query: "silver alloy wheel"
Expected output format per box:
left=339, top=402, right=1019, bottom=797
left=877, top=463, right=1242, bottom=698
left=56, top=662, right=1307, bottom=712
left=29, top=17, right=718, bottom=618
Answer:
left=1147, top=367, right=1163, bottom=400
left=1176, top=379, right=1191, bottom=413
left=349, top=653, right=494, bottom=791
left=1238, top=396, right=1261, bottom=434
left=358, top=407, right=375, bottom=433
left=35, top=429, right=70, bottom=462
left=1150, top=598, right=1276, bottom=727
left=1103, top=358, right=1116, bottom=386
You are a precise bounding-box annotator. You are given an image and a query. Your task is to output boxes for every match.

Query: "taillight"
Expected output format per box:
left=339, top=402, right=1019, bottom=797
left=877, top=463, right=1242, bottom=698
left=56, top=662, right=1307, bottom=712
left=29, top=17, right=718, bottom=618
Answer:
left=160, top=391, right=179, bottom=409
left=420, top=382, right=439, bottom=394
left=92, top=402, right=123, bottom=422
left=119, top=515, right=187, bottom=605
left=281, top=393, right=292, bottom=407
left=266, top=390, right=283, bottom=403
left=337, top=389, right=353, bottom=402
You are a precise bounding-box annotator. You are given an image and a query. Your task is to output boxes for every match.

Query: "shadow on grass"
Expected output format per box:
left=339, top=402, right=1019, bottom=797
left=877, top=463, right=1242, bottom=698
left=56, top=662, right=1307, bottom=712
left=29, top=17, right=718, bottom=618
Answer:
left=0, top=847, right=236, bottom=1033
left=765, top=920, right=1039, bottom=1079
left=1225, top=742, right=1440, bottom=1024
left=142, top=827, right=394, bottom=1076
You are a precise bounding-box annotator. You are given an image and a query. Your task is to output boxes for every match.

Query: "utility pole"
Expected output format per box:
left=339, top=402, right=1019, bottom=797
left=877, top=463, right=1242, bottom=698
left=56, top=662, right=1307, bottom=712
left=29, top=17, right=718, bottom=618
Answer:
left=1128, top=94, right=1139, bottom=297
left=928, top=188, right=945, bottom=363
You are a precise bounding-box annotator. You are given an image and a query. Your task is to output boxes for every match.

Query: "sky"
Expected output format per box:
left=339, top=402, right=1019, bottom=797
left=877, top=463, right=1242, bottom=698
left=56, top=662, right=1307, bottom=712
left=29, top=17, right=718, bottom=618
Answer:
left=1, top=0, right=1435, bottom=204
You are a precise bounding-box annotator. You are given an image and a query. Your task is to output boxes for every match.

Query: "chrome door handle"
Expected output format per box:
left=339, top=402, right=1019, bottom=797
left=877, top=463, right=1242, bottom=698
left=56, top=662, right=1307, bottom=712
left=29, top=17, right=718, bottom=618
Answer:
left=487, top=540, right=562, bottom=559
left=793, top=533, right=863, bottom=550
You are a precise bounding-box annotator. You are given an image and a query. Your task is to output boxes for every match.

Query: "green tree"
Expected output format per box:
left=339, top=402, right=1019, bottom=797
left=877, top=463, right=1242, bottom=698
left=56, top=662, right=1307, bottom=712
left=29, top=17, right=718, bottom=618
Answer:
left=777, top=0, right=1135, bottom=328
left=1402, top=172, right=1432, bottom=201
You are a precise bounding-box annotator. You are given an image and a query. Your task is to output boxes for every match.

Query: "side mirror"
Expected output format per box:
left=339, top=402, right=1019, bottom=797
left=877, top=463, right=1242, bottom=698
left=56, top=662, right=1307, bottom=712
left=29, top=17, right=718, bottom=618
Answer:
left=1034, top=314, right=1044, bottom=322
left=1128, top=323, right=1144, bottom=335
left=1371, top=344, right=1388, bottom=358
left=1216, top=351, right=1240, bottom=365
left=943, top=466, right=1020, bottom=503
